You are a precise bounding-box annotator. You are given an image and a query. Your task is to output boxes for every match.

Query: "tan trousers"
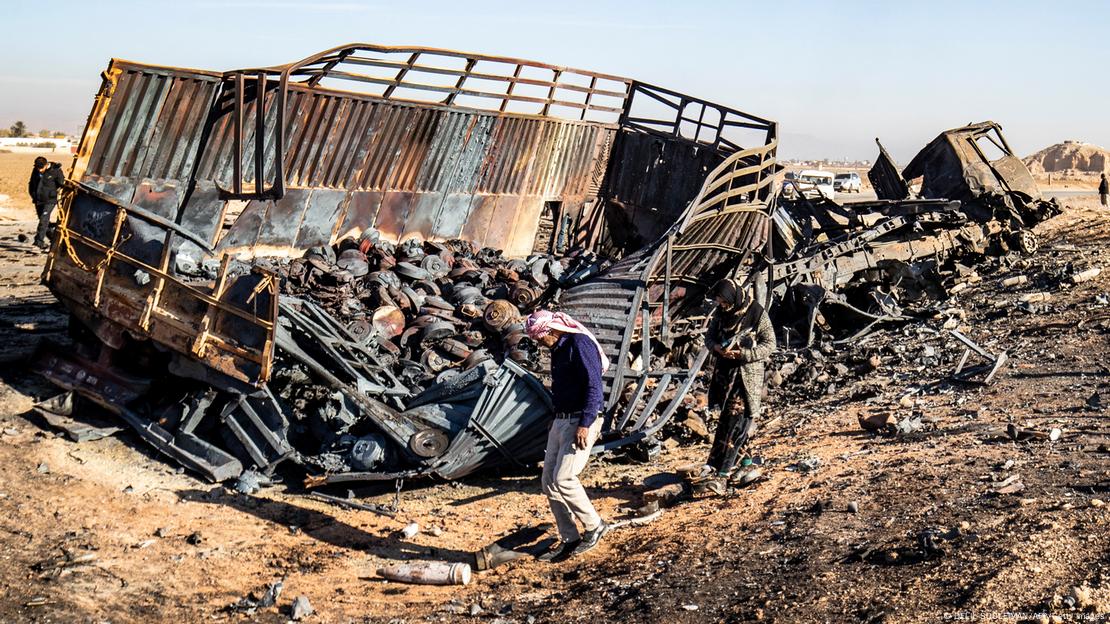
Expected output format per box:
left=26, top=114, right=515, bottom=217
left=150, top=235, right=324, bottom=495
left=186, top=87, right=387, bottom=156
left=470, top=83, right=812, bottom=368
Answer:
left=541, top=417, right=603, bottom=541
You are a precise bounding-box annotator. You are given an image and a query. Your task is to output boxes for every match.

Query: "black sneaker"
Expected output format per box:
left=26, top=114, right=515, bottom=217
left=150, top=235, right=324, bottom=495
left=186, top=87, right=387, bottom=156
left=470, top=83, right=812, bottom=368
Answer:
left=569, top=521, right=609, bottom=557
left=536, top=539, right=580, bottom=563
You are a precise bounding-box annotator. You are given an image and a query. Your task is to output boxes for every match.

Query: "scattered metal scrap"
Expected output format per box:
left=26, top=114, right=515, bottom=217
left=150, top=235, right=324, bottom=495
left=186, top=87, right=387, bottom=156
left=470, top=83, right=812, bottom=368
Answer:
left=948, top=330, right=1008, bottom=384
left=32, top=551, right=99, bottom=581
left=33, top=392, right=122, bottom=442
left=225, top=581, right=284, bottom=614
left=472, top=524, right=553, bottom=571
left=307, top=491, right=396, bottom=518
left=377, top=561, right=471, bottom=586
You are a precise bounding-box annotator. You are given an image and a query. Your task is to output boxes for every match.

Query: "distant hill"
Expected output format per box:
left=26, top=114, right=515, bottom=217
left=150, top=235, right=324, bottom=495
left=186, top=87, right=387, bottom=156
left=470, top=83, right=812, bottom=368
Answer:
left=1023, top=140, right=1109, bottom=175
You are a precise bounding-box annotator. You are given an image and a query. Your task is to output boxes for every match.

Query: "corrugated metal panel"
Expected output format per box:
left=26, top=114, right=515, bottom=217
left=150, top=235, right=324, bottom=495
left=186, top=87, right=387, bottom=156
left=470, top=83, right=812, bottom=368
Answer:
left=416, top=111, right=465, bottom=192
left=654, top=138, right=779, bottom=290
left=325, top=99, right=369, bottom=188
left=307, top=97, right=351, bottom=186
left=82, top=65, right=221, bottom=185
left=351, top=101, right=394, bottom=189
left=491, top=117, right=536, bottom=195
left=557, top=245, right=708, bottom=442
left=240, top=91, right=281, bottom=188
left=601, top=130, right=727, bottom=248
left=185, top=83, right=612, bottom=252
left=386, top=107, right=438, bottom=191
left=71, top=54, right=775, bottom=261
left=196, top=104, right=233, bottom=185
left=586, top=129, right=613, bottom=196
left=478, top=116, right=521, bottom=194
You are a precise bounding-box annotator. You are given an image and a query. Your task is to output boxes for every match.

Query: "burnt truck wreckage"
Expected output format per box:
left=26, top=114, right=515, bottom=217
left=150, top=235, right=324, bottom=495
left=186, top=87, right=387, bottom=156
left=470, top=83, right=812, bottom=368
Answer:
left=34, top=44, right=780, bottom=484
left=770, top=121, right=1060, bottom=347
left=32, top=43, right=1058, bottom=487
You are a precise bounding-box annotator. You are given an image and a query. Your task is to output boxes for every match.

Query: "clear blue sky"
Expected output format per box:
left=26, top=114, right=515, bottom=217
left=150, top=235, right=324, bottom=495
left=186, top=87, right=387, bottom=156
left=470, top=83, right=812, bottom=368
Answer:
left=1, top=0, right=1106, bottom=162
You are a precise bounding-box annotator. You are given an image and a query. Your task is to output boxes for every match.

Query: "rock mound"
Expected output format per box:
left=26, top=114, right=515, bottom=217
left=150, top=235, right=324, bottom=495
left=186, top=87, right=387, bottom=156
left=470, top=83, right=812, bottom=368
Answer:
left=1024, top=140, right=1110, bottom=175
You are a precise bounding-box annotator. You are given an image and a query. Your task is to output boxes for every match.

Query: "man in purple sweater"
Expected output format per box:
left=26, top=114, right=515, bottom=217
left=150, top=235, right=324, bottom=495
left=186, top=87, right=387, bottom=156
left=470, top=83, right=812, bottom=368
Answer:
left=526, top=310, right=611, bottom=561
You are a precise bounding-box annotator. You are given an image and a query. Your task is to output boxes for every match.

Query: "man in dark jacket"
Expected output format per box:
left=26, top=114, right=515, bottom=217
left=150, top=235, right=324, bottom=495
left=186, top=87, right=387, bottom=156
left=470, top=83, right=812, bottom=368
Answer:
left=1099, top=173, right=1108, bottom=207
left=699, top=277, right=776, bottom=490
left=526, top=310, right=611, bottom=561
left=28, top=156, right=44, bottom=204
left=32, top=159, right=64, bottom=249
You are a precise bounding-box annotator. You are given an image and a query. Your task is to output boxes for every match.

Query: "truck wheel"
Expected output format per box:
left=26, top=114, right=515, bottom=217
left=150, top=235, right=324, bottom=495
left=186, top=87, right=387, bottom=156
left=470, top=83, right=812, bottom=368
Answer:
left=1011, top=229, right=1038, bottom=256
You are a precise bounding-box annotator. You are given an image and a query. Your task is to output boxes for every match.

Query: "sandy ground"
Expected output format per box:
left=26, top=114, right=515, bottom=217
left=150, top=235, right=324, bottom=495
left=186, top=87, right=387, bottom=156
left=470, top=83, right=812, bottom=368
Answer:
left=0, top=194, right=1109, bottom=622
left=0, top=152, right=73, bottom=217
left=1032, top=175, right=1101, bottom=191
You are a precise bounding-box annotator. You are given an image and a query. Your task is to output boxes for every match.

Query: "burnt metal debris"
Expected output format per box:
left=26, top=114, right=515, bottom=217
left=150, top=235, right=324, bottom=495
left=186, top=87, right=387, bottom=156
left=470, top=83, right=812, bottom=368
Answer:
left=31, top=41, right=1059, bottom=487
left=771, top=120, right=1060, bottom=348
left=753, top=121, right=1064, bottom=416
left=34, top=43, right=778, bottom=484
left=948, top=329, right=1008, bottom=384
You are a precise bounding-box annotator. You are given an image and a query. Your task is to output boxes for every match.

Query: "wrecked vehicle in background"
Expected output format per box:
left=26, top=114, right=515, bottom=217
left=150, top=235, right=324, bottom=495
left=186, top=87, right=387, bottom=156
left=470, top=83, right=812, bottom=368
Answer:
left=769, top=120, right=1060, bottom=348
left=35, top=43, right=779, bottom=485
left=781, top=169, right=835, bottom=201
left=896, top=121, right=1059, bottom=230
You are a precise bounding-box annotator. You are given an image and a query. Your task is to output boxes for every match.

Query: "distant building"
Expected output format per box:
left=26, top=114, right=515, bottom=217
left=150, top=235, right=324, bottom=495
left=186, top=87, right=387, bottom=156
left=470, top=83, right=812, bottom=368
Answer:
left=0, top=137, right=76, bottom=153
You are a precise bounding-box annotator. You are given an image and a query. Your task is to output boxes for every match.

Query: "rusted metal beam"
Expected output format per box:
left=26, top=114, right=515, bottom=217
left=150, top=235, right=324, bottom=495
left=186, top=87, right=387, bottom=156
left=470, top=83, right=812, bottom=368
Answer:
left=580, top=76, right=598, bottom=121
left=91, top=207, right=128, bottom=308
left=293, top=68, right=625, bottom=114
left=442, top=58, right=476, bottom=106
left=542, top=69, right=561, bottom=116
left=254, top=71, right=266, bottom=194
left=382, top=52, right=420, bottom=100
left=262, top=42, right=633, bottom=85
left=499, top=64, right=524, bottom=113
left=232, top=73, right=244, bottom=195
left=339, top=56, right=629, bottom=99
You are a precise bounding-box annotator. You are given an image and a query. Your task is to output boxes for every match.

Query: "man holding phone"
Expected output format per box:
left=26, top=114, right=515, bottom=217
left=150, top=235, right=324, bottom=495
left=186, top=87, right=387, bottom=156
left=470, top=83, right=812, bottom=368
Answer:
left=699, top=277, right=776, bottom=490
left=527, top=310, right=610, bottom=561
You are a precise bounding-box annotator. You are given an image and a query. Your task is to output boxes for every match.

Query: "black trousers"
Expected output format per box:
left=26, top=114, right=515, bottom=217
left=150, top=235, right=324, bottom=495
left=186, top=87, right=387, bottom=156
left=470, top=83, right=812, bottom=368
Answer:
left=34, top=201, right=56, bottom=245
left=706, top=359, right=764, bottom=475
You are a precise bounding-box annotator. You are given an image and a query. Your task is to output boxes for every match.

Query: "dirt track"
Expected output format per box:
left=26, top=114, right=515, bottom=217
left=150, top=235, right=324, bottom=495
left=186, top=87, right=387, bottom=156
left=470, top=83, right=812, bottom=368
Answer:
left=0, top=196, right=1109, bottom=623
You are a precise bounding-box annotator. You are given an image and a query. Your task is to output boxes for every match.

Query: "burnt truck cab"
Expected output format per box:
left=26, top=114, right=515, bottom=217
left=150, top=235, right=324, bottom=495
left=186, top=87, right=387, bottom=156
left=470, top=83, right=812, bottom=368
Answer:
left=39, top=44, right=779, bottom=484
left=873, top=121, right=1058, bottom=232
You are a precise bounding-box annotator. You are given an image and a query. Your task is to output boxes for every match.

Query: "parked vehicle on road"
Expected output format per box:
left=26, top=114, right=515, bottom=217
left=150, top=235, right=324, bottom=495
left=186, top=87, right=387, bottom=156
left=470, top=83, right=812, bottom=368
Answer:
left=782, top=169, right=835, bottom=200
left=834, top=172, right=862, bottom=193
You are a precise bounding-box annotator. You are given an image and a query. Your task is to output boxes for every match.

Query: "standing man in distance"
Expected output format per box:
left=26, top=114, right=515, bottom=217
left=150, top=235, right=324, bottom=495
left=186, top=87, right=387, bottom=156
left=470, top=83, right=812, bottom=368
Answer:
left=28, top=157, right=45, bottom=245
left=1099, top=172, right=1108, bottom=208
left=527, top=310, right=610, bottom=561
left=32, top=158, right=64, bottom=249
